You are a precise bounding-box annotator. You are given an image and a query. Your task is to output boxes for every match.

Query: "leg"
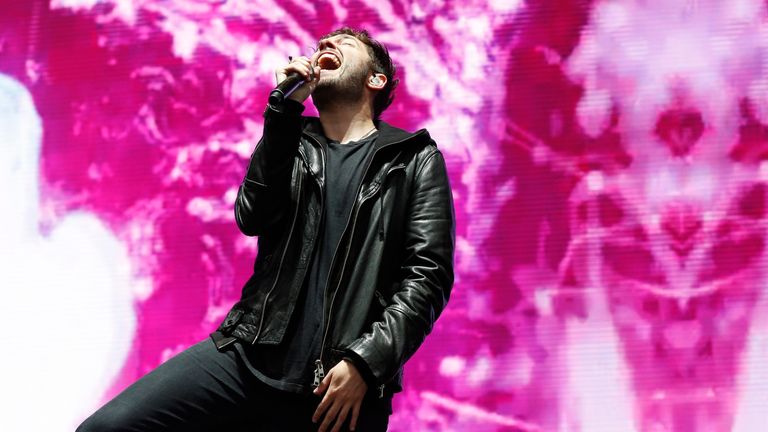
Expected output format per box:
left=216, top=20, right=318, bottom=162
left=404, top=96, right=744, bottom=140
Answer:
left=270, top=392, right=391, bottom=432
left=258, top=391, right=391, bottom=432
left=348, top=392, right=392, bottom=432
left=77, top=338, right=266, bottom=432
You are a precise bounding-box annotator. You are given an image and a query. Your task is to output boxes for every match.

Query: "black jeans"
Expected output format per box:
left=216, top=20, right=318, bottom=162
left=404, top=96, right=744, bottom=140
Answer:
left=77, top=338, right=391, bottom=431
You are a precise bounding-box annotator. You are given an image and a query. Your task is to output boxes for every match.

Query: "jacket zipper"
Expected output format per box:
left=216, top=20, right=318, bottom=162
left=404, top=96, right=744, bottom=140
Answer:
left=313, top=359, right=325, bottom=388
left=251, top=162, right=303, bottom=344
left=314, top=135, right=418, bottom=393
left=313, top=178, right=379, bottom=389
left=255, top=134, right=327, bottom=345
left=298, top=132, right=332, bottom=390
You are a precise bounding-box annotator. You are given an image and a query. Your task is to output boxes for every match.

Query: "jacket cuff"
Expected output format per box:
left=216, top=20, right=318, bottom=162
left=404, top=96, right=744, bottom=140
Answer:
left=342, top=350, right=377, bottom=388
left=264, top=98, right=306, bottom=117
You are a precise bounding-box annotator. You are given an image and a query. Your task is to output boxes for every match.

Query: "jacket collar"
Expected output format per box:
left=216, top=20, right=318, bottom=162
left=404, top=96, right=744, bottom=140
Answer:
left=302, top=117, right=430, bottom=150
left=300, top=117, right=431, bottom=188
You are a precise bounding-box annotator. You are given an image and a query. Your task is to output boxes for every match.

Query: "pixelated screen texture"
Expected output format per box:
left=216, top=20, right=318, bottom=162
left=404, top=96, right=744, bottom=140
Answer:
left=2, top=0, right=768, bottom=431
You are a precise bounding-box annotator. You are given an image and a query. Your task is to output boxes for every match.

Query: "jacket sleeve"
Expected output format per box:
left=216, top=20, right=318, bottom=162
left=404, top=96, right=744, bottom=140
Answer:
left=345, top=147, right=455, bottom=385
left=235, top=100, right=305, bottom=236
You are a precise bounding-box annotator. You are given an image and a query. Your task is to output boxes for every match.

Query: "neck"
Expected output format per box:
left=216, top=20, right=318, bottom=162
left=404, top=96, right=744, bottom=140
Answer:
left=318, top=101, right=376, bottom=144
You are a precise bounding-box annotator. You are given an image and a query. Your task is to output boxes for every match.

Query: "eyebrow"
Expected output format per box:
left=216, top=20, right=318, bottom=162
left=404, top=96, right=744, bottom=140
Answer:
left=317, top=35, right=359, bottom=48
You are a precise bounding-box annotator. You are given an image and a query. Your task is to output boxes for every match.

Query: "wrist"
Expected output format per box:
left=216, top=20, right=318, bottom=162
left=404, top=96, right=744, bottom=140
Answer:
left=341, top=354, right=376, bottom=387
left=265, top=97, right=306, bottom=116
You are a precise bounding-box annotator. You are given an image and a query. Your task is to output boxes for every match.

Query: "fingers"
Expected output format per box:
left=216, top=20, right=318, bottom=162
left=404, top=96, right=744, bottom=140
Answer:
left=330, top=405, right=351, bottom=432
left=350, top=402, right=361, bottom=431
left=314, top=371, right=332, bottom=396
left=275, top=56, right=319, bottom=84
left=316, top=394, right=358, bottom=432
left=318, top=400, right=342, bottom=432
left=313, top=388, right=334, bottom=429
left=312, top=375, right=333, bottom=423
left=273, top=56, right=322, bottom=103
left=313, top=362, right=368, bottom=431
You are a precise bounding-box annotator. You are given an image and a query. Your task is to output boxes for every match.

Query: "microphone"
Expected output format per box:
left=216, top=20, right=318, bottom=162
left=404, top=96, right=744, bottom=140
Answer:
left=269, top=72, right=305, bottom=106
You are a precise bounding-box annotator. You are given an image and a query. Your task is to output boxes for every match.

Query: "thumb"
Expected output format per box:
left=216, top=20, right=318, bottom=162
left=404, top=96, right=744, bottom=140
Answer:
left=314, top=370, right=332, bottom=395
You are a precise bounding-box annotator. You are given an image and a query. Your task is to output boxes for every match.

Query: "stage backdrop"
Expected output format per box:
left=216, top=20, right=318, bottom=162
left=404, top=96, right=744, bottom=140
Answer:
left=2, top=0, right=768, bottom=431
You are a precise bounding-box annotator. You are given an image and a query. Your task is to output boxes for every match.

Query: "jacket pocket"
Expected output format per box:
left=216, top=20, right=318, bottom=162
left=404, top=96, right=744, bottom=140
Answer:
left=367, top=288, right=390, bottom=330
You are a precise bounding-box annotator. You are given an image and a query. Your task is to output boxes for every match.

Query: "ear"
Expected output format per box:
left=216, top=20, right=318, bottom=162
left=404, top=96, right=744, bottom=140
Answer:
left=367, top=73, right=387, bottom=90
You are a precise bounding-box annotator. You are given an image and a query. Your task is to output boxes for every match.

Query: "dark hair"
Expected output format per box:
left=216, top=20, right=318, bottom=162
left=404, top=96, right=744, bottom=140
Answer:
left=321, top=27, right=399, bottom=121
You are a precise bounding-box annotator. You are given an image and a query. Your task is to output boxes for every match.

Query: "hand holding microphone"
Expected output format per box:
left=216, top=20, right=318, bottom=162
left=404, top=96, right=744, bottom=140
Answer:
left=271, top=55, right=321, bottom=105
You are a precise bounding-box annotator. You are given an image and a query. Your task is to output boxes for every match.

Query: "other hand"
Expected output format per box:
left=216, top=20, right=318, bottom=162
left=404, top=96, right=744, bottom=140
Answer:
left=312, top=359, right=368, bottom=432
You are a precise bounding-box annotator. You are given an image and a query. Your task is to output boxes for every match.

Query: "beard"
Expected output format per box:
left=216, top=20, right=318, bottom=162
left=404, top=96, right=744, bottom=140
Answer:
left=312, top=63, right=369, bottom=112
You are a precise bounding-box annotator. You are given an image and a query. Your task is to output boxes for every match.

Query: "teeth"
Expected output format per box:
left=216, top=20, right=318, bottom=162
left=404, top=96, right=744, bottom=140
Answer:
left=318, top=53, right=341, bottom=70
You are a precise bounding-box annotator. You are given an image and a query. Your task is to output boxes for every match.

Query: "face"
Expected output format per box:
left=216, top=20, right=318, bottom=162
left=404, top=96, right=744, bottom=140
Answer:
left=311, top=33, right=373, bottom=109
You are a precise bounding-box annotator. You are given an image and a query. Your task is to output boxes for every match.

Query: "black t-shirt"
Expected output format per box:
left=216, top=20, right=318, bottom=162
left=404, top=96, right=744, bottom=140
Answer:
left=236, top=131, right=378, bottom=393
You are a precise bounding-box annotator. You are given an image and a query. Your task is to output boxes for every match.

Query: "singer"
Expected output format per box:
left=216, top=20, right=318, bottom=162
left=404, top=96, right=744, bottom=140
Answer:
left=77, top=27, right=454, bottom=432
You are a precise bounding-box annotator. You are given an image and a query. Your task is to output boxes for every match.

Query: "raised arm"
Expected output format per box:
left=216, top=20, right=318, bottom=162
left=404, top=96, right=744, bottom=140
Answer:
left=235, top=56, right=320, bottom=236
left=235, top=100, right=305, bottom=236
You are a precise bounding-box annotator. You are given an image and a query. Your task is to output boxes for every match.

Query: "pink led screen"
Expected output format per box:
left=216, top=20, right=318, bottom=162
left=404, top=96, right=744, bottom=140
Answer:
left=3, top=0, right=768, bottom=431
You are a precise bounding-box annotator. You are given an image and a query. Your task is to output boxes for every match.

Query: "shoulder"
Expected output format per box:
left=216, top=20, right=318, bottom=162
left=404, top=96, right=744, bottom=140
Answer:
left=377, top=121, right=440, bottom=157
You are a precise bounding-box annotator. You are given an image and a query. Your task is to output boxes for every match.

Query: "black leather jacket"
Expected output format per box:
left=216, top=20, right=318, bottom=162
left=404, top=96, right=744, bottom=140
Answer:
left=214, top=101, right=455, bottom=395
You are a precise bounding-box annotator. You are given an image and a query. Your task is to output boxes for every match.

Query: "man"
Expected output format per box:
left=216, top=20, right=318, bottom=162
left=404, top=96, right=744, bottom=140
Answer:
left=78, top=27, right=454, bottom=432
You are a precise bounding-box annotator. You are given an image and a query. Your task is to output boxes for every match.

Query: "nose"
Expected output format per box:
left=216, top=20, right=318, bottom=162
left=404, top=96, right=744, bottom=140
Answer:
left=318, top=38, right=337, bottom=51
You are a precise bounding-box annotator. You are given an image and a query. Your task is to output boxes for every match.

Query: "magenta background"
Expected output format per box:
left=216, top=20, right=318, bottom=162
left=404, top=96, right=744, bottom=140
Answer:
left=4, top=0, right=768, bottom=431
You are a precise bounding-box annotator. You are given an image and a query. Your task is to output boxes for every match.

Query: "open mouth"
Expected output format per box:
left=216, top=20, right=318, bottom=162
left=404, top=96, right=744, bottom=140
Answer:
left=317, top=52, right=341, bottom=70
